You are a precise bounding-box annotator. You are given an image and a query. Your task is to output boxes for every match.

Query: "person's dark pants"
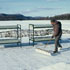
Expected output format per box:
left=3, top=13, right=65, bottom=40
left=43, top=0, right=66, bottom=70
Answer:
left=55, top=32, right=62, bottom=51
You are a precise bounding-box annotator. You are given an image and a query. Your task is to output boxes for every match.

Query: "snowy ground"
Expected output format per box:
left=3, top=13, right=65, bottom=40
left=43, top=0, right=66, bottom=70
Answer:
left=0, top=20, right=70, bottom=30
left=0, top=34, right=70, bottom=70
left=0, top=20, right=70, bottom=70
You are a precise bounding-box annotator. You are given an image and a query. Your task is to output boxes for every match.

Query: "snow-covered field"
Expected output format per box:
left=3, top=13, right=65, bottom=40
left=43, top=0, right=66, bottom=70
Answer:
left=0, top=20, right=70, bottom=30
left=0, top=20, right=70, bottom=70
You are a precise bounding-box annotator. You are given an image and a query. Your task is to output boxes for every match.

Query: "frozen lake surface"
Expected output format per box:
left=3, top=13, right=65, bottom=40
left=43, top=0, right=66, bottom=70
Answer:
left=0, top=20, right=70, bottom=70
left=0, top=20, right=70, bottom=30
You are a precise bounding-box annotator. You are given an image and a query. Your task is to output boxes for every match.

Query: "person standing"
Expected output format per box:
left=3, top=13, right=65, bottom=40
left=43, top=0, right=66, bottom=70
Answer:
left=51, top=19, right=62, bottom=53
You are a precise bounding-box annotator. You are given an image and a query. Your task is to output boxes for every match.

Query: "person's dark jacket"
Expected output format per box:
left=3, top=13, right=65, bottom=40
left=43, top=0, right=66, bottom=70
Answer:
left=52, top=21, right=62, bottom=37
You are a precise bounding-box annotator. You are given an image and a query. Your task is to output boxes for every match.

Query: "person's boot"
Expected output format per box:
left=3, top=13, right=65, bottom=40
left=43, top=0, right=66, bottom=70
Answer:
left=53, top=50, right=58, bottom=53
left=53, top=48, right=58, bottom=53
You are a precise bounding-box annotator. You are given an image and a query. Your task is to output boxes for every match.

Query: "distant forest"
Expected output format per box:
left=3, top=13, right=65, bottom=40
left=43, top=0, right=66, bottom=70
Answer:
left=0, top=13, right=70, bottom=20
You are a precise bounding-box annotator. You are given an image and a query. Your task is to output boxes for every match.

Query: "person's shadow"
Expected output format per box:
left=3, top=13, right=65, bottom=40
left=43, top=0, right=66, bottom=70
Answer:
left=60, top=47, right=70, bottom=53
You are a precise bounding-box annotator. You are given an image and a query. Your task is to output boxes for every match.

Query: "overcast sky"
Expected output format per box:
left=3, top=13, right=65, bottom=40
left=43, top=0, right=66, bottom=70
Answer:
left=0, top=0, right=70, bottom=17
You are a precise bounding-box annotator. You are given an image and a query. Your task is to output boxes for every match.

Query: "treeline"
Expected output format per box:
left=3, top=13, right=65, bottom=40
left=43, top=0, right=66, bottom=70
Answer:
left=50, top=13, right=70, bottom=20
left=33, top=13, right=70, bottom=20
left=0, top=13, right=70, bottom=20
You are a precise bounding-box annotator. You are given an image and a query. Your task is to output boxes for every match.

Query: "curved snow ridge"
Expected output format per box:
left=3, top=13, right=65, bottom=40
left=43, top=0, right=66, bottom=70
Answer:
left=38, top=62, right=70, bottom=70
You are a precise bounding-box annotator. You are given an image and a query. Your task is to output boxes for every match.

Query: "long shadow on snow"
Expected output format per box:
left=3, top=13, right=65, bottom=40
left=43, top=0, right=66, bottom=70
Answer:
left=60, top=47, right=70, bottom=53
left=51, top=47, right=70, bottom=56
left=4, top=38, right=70, bottom=48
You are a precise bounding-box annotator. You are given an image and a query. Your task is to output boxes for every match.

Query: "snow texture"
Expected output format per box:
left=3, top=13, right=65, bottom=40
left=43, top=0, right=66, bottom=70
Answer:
left=38, top=62, right=70, bottom=70
left=0, top=20, right=70, bottom=70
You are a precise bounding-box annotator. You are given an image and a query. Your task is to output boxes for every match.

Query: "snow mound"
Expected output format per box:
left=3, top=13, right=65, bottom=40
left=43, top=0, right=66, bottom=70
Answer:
left=38, top=62, right=70, bottom=70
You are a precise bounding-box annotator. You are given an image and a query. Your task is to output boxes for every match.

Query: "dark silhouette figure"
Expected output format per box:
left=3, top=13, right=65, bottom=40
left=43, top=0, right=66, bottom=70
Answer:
left=51, top=19, right=62, bottom=53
